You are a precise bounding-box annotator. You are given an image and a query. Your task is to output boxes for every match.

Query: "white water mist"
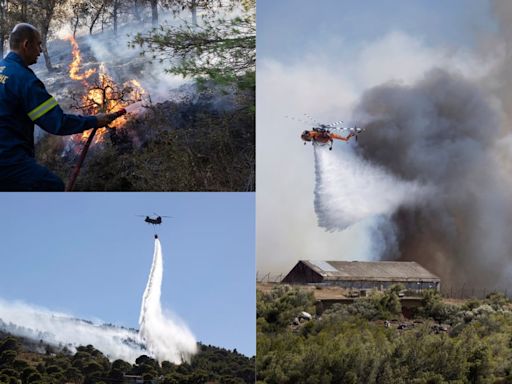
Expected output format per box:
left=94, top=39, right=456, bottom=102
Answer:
left=313, top=144, right=430, bottom=232
left=138, top=238, right=197, bottom=363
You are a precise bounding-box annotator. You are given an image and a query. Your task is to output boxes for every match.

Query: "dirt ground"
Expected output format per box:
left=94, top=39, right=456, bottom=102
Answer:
left=257, top=282, right=355, bottom=300
left=257, top=282, right=466, bottom=304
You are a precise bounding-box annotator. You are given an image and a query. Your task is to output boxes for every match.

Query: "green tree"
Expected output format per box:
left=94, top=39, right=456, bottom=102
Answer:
left=0, top=350, right=17, bottom=367
left=131, top=0, right=255, bottom=90
left=0, top=337, right=19, bottom=353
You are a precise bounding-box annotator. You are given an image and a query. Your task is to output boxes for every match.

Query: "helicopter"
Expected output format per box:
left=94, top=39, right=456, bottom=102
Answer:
left=287, top=114, right=365, bottom=150
left=136, top=214, right=172, bottom=238
left=301, top=127, right=355, bottom=150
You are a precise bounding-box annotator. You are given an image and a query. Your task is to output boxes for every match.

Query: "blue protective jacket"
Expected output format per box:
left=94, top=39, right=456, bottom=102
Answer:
left=0, top=52, right=97, bottom=166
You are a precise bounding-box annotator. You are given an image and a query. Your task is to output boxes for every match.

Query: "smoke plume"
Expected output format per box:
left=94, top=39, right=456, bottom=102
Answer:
left=138, top=238, right=197, bottom=363
left=0, top=299, right=145, bottom=362
left=352, top=68, right=512, bottom=288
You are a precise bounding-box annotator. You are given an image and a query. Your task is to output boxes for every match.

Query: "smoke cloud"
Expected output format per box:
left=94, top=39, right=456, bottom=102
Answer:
left=257, top=5, right=512, bottom=288
left=0, top=299, right=145, bottom=362
left=353, top=68, right=512, bottom=288
left=139, top=238, right=197, bottom=363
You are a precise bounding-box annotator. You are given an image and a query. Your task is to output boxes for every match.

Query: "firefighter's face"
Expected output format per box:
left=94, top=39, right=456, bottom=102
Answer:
left=29, top=32, right=43, bottom=65
left=24, top=32, right=42, bottom=65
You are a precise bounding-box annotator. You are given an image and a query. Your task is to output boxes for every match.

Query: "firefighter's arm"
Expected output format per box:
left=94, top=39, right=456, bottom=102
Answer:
left=95, top=109, right=126, bottom=127
left=23, top=77, right=97, bottom=135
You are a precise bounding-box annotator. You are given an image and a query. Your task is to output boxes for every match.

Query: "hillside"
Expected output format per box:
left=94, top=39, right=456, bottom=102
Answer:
left=257, top=284, right=512, bottom=383
left=0, top=332, right=254, bottom=384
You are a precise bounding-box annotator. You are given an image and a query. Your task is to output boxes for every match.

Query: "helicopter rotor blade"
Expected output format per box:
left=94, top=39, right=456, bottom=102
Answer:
left=327, top=120, right=344, bottom=127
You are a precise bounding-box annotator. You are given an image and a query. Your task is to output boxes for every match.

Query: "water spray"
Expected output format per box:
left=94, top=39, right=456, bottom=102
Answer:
left=138, top=237, right=197, bottom=363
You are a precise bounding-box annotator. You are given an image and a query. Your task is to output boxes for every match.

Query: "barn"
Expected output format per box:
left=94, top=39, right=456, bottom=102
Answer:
left=282, top=260, right=440, bottom=291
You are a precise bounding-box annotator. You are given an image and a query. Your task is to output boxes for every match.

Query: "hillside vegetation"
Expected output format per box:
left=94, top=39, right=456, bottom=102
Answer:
left=257, top=285, right=512, bottom=384
left=0, top=334, right=254, bottom=384
left=37, top=95, right=255, bottom=191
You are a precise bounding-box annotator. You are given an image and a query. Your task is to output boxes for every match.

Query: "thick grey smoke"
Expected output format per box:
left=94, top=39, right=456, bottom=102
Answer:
left=138, top=238, right=197, bottom=363
left=353, top=68, right=512, bottom=288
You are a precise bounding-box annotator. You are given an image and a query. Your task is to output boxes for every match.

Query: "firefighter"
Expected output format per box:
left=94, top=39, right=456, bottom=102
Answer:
left=0, top=23, right=123, bottom=191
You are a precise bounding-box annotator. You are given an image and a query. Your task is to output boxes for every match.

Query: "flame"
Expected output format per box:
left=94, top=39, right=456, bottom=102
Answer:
left=65, top=38, right=146, bottom=146
left=66, top=35, right=96, bottom=81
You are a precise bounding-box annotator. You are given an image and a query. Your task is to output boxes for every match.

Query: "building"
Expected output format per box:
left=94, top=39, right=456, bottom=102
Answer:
left=282, top=260, right=440, bottom=291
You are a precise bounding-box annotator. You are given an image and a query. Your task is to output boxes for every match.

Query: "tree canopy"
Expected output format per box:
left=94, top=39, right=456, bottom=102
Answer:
left=0, top=334, right=254, bottom=384
left=131, top=0, right=255, bottom=90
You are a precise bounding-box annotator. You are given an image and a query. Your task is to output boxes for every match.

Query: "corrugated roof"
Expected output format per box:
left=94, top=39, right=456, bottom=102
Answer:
left=301, top=260, right=440, bottom=282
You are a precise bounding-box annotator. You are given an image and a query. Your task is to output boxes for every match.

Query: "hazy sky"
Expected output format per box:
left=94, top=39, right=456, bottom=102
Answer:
left=0, top=192, right=255, bottom=357
left=258, top=0, right=495, bottom=62
left=256, top=0, right=500, bottom=275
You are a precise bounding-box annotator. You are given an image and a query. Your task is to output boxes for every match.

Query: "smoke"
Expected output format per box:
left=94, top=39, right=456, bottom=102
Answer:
left=83, top=30, right=190, bottom=105
left=257, top=2, right=512, bottom=290
left=0, top=238, right=196, bottom=363
left=353, top=68, right=512, bottom=288
left=255, top=26, right=493, bottom=276
left=0, top=299, right=145, bottom=362
left=138, top=238, right=197, bottom=363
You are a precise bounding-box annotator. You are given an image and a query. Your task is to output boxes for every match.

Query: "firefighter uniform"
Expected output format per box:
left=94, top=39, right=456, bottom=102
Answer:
left=0, top=51, right=98, bottom=191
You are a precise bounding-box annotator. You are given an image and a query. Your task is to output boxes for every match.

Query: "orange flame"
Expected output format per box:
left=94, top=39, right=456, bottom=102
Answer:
left=66, top=36, right=146, bottom=145
left=66, top=35, right=96, bottom=81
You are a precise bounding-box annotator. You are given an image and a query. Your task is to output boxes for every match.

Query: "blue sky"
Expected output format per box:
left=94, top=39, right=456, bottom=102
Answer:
left=0, top=192, right=255, bottom=357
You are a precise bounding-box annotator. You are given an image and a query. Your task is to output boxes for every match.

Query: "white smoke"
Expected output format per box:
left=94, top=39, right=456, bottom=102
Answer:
left=313, top=144, right=431, bottom=231
left=138, top=238, right=197, bottom=363
left=83, top=32, right=191, bottom=105
left=0, top=299, right=145, bottom=362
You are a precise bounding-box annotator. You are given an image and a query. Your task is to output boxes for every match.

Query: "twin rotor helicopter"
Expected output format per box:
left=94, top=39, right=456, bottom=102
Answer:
left=137, top=214, right=172, bottom=238
left=287, top=114, right=366, bottom=150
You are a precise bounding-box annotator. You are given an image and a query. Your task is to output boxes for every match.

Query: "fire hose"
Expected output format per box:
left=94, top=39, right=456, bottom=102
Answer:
left=65, top=108, right=127, bottom=191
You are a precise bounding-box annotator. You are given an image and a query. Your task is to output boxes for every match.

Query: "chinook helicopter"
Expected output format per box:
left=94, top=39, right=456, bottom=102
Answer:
left=137, top=214, right=172, bottom=238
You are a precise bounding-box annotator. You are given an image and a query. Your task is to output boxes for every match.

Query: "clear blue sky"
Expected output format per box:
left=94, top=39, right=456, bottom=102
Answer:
left=0, top=192, right=255, bottom=357
left=258, top=0, right=496, bottom=63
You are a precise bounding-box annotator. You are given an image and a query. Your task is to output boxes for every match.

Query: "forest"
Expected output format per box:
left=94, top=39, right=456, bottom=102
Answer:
left=0, top=0, right=255, bottom=191
left=257, top=285, right=512, bottom=384
left=0, top=334, right=255, bottom=384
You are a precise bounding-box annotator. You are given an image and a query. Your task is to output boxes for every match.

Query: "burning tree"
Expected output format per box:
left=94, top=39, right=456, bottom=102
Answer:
left=64, top=35, right=147, bottom=191
left=66, top=35, right=145, bottom=144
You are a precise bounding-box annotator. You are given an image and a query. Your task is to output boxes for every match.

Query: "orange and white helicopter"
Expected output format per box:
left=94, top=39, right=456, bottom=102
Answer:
left=289, top=115, right=365, bottom=150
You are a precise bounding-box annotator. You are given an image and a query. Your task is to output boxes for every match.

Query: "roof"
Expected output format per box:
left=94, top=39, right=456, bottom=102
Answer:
left=300, top=260, right=440, bottom=282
